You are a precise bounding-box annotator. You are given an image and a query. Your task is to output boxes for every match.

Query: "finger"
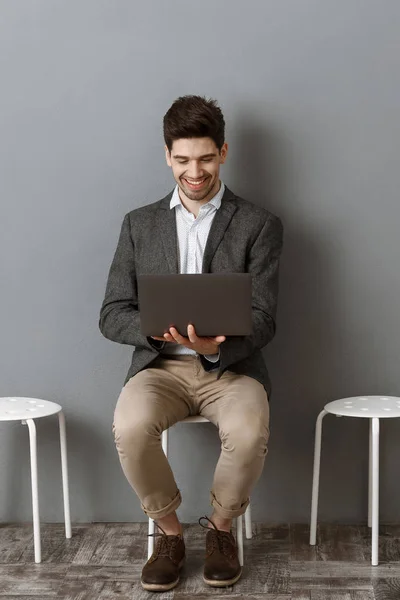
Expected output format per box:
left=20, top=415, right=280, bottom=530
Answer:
left=205, top=335, right=226, bottom=344
left=187, top=323, right=197, bottom=343
left=169, top=327, right=189, bottom=345
left=151, top=336, right=166, bottom=341
left=163, top=333, right=175, bottom=342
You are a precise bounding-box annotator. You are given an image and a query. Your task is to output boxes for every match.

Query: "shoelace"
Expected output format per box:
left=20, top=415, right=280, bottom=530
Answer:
left=148, top=523, right=180, bottom=558
left=198, top=516, right=235, bottom=558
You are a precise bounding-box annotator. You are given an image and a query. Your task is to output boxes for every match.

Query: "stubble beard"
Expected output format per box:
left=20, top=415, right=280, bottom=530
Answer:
left=178, top=175, right=218, bottom=203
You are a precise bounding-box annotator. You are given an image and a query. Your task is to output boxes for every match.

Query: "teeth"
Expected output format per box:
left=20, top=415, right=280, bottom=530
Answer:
left=186, top=178, right=205, bottom=185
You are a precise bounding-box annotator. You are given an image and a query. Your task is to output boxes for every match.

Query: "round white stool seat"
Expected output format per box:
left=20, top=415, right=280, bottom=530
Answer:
left=0, top=397, right=62, bottom=421
left=325, top=395, right=400, bottom=418
left=0, top=396, right=71, bottom=563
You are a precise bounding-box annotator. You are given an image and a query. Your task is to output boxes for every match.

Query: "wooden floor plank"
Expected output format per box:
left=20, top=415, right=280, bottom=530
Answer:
left=0, top=564, right=67, bottom=596
left=88, top=522, right=145, bottom=565
left=310, top=591, right=375, bottom=600
left=373, top=577, right=400, bottom=600
left=290, top=524, right=318, bottom=562
left=0, top=523, right=33, bottom=563
left=316, top=524, right=367, bottom=563
left=292, top=592, right=312, bottom=600
left=291, top=559, right=400, bottom=578
left=174, top=595, right=291, bottom=600
left=245, top=523, right=290, bottom=557
left=56, top=579, right=165, bottom=600
left=293, top=588, right=375, bottom=599
left=19, top=524, right=107, bottom=565
left=361, top=524, right=400, bottom=564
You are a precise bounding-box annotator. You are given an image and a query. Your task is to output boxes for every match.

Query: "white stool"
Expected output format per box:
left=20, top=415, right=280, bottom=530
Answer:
left=0, top=397, right=72, bottom=563
left=310, top=395, right=400, bottom=566
left=148, top=416, right=253, bottom=566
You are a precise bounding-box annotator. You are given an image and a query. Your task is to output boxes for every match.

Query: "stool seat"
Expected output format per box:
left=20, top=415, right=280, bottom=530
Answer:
left=0, top=397, right=62, bottom=421
left=325, top=395, right=400, bottom=418
left=180, top=415, right=209, bottom=423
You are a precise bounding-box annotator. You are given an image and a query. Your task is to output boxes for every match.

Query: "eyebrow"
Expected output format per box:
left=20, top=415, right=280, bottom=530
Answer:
left=172, top=153, right=217, bottom=160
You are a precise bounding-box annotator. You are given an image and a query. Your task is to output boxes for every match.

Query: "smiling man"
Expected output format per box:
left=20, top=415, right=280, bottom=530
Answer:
left=99, top=95, right=284, bottom=592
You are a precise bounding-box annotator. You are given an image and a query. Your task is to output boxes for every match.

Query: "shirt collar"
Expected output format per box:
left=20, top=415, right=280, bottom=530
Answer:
left=170, top=181, right=225, bottom=211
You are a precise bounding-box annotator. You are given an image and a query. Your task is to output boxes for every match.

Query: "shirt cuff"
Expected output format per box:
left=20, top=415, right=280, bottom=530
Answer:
left=203, top=350, right=220, bottom=363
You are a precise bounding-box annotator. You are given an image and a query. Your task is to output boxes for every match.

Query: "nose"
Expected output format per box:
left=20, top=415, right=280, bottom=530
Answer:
left=187, top=161, right=202, bottom=179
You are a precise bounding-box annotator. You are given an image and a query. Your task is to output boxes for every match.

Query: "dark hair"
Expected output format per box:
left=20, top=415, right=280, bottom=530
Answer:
left=163, top=95, right=225, bottom=151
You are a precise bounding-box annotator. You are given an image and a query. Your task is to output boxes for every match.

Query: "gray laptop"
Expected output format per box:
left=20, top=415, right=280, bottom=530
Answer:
left=137, top=273, right=252, bottom=337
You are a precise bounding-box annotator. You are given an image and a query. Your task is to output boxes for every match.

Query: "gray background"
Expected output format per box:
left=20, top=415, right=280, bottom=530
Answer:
left=1, top=0, right=399, bottom=525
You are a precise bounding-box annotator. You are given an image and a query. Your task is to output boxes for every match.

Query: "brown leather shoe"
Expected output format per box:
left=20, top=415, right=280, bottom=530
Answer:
left=141, top=525, right=185, bottom=592
left=199, top=516, right=242, bottom=587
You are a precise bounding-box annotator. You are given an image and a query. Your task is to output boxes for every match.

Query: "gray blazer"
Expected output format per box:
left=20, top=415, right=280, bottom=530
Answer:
left=99, top=186, right=283, bottom=399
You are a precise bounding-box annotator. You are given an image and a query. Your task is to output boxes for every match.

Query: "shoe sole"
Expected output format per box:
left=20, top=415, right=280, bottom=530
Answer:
left=203, top=568, right=242, bottom=587
left=141, top=577, right=179, bottom=592
left=141, top=558, right=185, bottom=592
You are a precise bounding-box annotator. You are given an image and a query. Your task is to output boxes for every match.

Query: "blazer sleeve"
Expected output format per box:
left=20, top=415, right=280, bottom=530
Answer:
left=200, top=213, right=283, bottom=372
left=98, top=212, right=165, bottom=352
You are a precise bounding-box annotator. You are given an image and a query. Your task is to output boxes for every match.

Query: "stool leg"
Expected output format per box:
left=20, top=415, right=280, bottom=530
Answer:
left=310, top=410, right=328, bottom=546
left=25, top=419, right=41, bottom=563
left=371, top=418, right=380, bottom=566
left=236, top=514, right=244, bottom=566
left=148, top=518, right=155, bottom=559
left=148, top=429, right=169, bottom=560
left=368, top=418, right=372, bottom=528
left=58, top=411, right=72, bottom=539
left=162, top=429, right=168, bottom=456
left=245, top=503, right=252, bottom=539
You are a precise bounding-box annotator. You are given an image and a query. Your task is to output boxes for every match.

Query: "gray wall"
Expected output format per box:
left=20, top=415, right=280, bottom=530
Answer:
left=1, top=0, right=400, bottom=525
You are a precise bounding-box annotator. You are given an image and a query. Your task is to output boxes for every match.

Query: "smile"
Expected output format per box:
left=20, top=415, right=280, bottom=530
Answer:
left=183, top=177, right=208, bottom=189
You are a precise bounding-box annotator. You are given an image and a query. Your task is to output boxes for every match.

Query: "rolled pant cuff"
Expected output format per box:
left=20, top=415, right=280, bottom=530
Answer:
left=142, top=490, right=182, bottom=520
left=210, top=491, right=250, bottom=519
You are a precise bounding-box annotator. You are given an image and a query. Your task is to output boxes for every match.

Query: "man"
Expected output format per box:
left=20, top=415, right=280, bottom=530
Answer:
left=99, top=95, right=283, bottom=592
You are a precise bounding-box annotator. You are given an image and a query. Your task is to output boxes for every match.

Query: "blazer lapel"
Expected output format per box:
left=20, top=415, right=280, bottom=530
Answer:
left=156, top=191, right=179, bottom=274
left=202, top=186, right=237, bottom=273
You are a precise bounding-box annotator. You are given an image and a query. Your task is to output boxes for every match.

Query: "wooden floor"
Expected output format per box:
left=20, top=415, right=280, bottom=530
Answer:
left=1, top=522, right=400, bottom=599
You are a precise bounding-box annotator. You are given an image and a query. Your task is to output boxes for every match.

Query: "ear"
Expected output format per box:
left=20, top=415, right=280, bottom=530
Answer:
left=165, top=145, right=172, bottom=167
left=219, top=142, right=228, bottom=164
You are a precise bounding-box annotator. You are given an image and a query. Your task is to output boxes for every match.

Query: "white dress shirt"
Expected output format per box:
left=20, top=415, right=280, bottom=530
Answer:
left=160, top=181, right=225, bottom=363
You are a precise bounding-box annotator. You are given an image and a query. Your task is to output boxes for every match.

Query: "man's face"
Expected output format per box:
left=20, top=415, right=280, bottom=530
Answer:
left=165, top=137, right=228, bottom=203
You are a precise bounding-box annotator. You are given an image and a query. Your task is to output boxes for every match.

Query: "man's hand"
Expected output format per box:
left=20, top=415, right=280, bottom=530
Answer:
left=151, top=324, right=225, bottom=356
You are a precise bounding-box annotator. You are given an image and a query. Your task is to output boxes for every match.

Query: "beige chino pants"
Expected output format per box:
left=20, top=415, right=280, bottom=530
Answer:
left=112, top=354, right=270, bottom=520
